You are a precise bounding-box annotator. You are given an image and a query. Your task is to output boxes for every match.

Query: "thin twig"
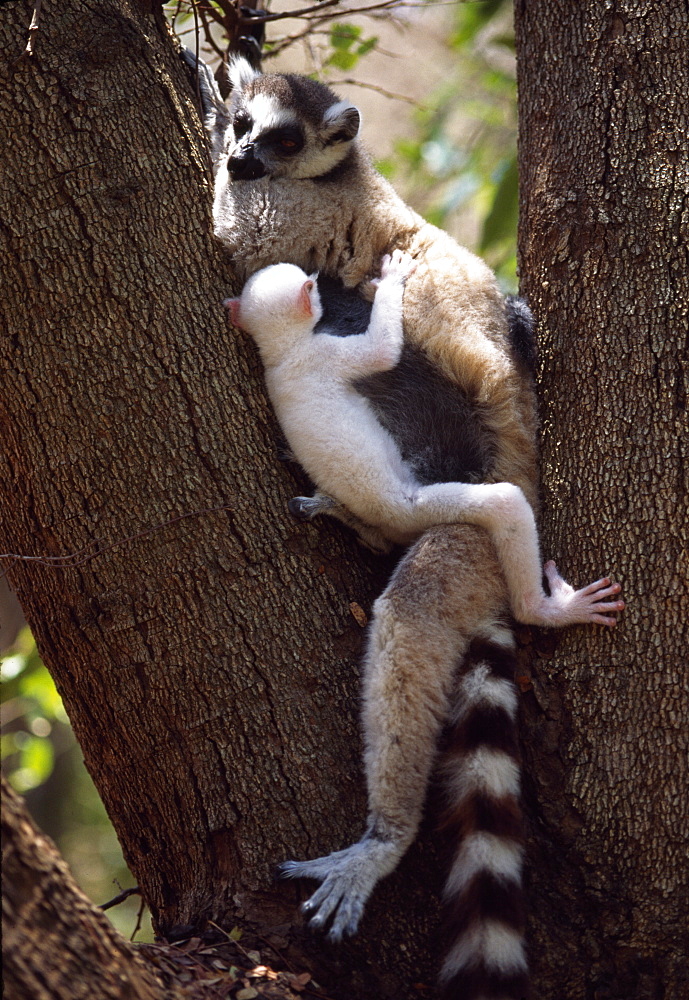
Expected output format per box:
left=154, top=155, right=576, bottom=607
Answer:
left=330, top=77, right=422, bottom=105
left=207, top=920, right=256, bottom=962
left=100, top=886, right=141, bottom=911
left=197, top=3, right=228, bottom=61
left=0, top=503, right=234, bottom=574
left=169, top=0, right=183, bottom=32
left=193, top=0, right=202, bottom=107
left=130, top=893, right=146, bottom=941
left=206, top=923, right=336, bottom=1000
left=250, top=0, right=344, bottom=24
left=247, top=0, right=404, bottom=25
left=254, top=932, right=297, bottom=973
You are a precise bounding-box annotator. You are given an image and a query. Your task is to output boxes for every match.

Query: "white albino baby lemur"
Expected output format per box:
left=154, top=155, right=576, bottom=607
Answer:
left=185, top=50, right=625, bottom=1000
left=227, top=252, right=621, bottom=630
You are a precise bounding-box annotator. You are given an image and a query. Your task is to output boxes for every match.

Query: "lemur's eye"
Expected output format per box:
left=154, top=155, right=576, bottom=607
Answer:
left=263, top=126, right=303, bottom=155
left=233, top=113, right=252, bottom=138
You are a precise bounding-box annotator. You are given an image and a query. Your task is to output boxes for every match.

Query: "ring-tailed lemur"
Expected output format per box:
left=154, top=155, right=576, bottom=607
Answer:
left=183, top=51, right=624, bottom=1000
left=228, top=252, right=622, bottom=629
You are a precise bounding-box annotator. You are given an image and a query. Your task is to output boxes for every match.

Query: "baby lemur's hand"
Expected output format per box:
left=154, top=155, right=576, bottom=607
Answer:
left=380, top=248, right=415, bottom=282
left=365, top=249, right=416, bottom=297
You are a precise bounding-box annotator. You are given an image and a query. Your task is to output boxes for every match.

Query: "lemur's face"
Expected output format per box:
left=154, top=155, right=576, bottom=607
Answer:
left=224, top=58, right=361, bottom=181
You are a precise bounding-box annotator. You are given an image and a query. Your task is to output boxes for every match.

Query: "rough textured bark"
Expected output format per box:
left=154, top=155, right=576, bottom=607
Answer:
left=0, top=2, right=439, bottom=995
left=1, top=777, right=177, bottom=1000
left=515, top=2, right=688, bottom=997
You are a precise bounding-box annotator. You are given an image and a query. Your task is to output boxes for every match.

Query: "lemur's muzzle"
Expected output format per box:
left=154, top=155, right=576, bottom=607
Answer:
left=227, top=144, right=267, bottom=181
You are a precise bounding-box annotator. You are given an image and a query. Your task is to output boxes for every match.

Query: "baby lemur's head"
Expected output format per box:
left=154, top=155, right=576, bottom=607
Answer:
left=225, top=263, right=323, bottom=360
left=222, top=57, right=361, bottom=181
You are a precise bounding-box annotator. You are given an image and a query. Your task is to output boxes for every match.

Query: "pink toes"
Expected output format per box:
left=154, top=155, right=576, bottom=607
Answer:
left=541, top=560, right=625, bottom=628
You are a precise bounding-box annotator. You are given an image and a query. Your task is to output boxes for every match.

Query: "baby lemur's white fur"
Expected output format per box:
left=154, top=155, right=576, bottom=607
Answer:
left=185, top=50, right=624, bottom=1000
left=228, top=254, right=621, bottom=630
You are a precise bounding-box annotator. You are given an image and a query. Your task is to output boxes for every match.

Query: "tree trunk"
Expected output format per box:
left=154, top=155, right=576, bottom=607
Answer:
left=1, top=777, right=177, bottom=1000
left=515, top=2, right=688, bottom=997
left=0, top=2, right=438, bottom=995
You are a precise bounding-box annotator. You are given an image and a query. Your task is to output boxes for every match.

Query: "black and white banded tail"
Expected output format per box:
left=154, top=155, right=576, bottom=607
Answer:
left=440, top=630, right=528, bottom=1000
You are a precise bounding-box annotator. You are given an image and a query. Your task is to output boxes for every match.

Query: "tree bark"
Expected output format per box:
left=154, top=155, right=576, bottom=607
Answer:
left=0, top=2, right=437, bottom=995
left=515, top=2, right=688, bottom=997
left=2, top=777, right=177, bottom=1000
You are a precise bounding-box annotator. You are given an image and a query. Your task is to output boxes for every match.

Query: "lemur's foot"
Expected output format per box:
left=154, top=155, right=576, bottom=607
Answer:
left=279, top=837, right=400, bottom=942
left=276, top=444, right=297, bottom=464
left=353, top=527, right=393, bottom=555
left=539, top=560, right=625, bottom=627
left=288, top=494, right=335, bottom=521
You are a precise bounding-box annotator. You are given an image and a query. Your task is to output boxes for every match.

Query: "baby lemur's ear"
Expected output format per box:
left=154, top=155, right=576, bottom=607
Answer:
left=322, top=101, right=361, bottom=145
left=223, top=298, right=243, bottom=329
left=298, top=280, right=316, bottom=317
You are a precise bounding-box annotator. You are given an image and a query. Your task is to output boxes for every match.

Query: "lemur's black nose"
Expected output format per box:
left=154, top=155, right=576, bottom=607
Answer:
left=227, top=154, right=267, bottom=181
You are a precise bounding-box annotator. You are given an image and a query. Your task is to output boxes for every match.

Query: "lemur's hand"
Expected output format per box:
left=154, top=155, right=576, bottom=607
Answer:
left=534, top=562, right=625, bottom=628
left=367, top=249, right=416, bottom=296
left=380, top=248, right=416, bottom=282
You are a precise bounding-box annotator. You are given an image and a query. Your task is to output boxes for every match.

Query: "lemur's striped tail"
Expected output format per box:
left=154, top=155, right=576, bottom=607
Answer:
left=439, top=629, right=528, bottom=1000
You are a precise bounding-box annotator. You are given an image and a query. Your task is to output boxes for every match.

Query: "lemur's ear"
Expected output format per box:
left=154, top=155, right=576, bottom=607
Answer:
left=223, top=298, right=243, bottom=328
left=229, top=55, right=261, bottom=94
left=298, top=280, right=315, bottom=318
left=322, top=101, right=361, bottom=144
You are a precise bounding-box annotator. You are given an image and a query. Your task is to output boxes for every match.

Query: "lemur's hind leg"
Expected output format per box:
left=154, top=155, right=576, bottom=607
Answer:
left=288, top=492, right=392, bottom=553
left=280, top=524, right=508, bottom=940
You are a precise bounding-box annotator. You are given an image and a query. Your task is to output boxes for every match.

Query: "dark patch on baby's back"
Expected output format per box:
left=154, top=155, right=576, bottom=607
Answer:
left=315, top=277, right=495, bottom=486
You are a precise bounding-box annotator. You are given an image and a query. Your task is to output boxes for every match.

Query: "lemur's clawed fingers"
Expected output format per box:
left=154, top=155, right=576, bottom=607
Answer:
left=278, top=838, right=398, bottom=941
left=279, top=856, right=365, bottom=940
left=379, top=248, right=415, bottom=282
left=288, top=493, right=336, bottom=521
left=540, top=560, right=625, bottom=628
left=303, top=880, right=346, bottom=931
left=588, top=613, right=621, bottom=627
left=579, top=578, right=622, bottom=599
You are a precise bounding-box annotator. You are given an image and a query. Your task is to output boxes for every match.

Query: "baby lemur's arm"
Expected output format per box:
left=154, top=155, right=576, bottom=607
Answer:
left=315, top=254, right=407, bottom=376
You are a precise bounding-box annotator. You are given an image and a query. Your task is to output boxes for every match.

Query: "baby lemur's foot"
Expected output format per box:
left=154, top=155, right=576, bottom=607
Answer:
left=279, top=836, right=401, bottom=942
left=288, top=494, right=335, bottom=521
left=276, top=444, right=297, bottom=464
left=539, top=560, right=625, bottom=627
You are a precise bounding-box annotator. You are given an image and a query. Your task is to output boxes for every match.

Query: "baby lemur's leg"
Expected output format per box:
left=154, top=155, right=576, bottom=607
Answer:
left=288, top=492, right=392, bottom=553
left=281, top=525, right=509, bottom=941
left=379, top=480, right=623, bottom=628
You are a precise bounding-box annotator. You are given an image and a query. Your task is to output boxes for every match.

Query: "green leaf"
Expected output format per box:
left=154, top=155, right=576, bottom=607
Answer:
left=330, top=23, right=361, bottom=50
left=450, top=0, right=508, bottom=49
left=357, top=37, right=378, bottom=57
left=328, top=50, right=359, bottom=71
left=11, top=734, right=54, bottom=792
left=479, top=155, right=519, bottom=254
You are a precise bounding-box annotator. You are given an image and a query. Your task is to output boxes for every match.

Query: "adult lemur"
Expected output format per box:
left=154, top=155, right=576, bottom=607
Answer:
left=185, top=52, right=623, bottom=1000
